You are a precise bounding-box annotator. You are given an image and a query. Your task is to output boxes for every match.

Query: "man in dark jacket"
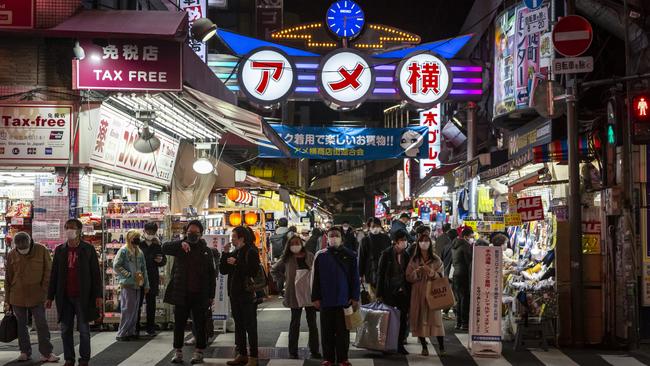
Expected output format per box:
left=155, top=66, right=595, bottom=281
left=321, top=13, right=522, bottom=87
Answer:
left=312, top=227, right=360, bottom=366
left=390, top=213, right=414, bottom=242
left=376, top=230, right=411, bottom=354
left=434, top=223, right=452, bottom=258
left=163, top=220, right=217, bottom=364
left=270, top=218, right=290, bottom=261
left=358, top=217, right=391, bottom=299
left=341, top=220, right=359, bottom=252
left=47, top=219, right=102, bottom=366
left=221, top=226, right=261, bottom=366
left=136, top=222, right=167, bottom=336
left=305, top=228, right=322, bottom=255
left=451, top=227, right=474, bottom=331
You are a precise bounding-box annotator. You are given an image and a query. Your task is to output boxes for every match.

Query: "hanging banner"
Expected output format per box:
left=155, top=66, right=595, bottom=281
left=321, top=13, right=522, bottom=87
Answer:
left=259, top=125, right=429, bottom=160
left=469, top=245, right=503, bottom=356
left=374, top=195, right=387, bottom=218
left=180, top=0, right=208, bottom=62
left=516, top=196, right=545, bottom=222
left=419, top=105, right=442, bottom=179
left=205, top=234, right=230, bottom=321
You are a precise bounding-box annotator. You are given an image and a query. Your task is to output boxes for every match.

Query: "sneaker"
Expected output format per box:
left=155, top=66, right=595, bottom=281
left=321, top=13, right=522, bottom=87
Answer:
left=421, top=346, right=429, bottom=356
left=185, top=337, right=196, bottom=346
left=190, top=350, right=204, bottom=364
left=226, top=354, right=249, bottom=365
left=40, top=354, right=61, bottom=363
left=171, top=350, right=183, bottom=364
left=17, top=353, right=31, bottom=362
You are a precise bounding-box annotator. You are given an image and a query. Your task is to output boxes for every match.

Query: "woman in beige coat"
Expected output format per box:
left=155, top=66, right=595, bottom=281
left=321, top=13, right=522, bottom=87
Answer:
left=406, top=233, right=446, bottom=356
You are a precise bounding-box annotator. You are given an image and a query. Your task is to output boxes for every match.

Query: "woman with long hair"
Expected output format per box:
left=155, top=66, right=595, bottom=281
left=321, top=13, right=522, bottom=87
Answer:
left=114, top=229, right=150, bottom=341
left=270, top=235, right=321, bottom=360
left=405, top=233, right=446, bottom=356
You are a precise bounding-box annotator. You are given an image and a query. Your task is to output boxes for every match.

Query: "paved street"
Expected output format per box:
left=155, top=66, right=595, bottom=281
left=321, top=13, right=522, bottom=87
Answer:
left=0, top=299, right=647, bottom=366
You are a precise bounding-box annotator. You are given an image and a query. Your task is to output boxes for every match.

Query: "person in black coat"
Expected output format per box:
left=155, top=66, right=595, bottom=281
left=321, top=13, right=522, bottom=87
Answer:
left=376, top=230, right=412, bottom=355
left=358, top=217, right=392, bottom=298
left=304, top=228, right=323, bottom=255
left=47, top=219, right=102, bottom=366
left=221, top=226, right=262, bottom=366
left=163, top=220, right=216, bottom=364
left=136, top=222, right=167, bottom=336
left=341, top=220, right=359, bottom=253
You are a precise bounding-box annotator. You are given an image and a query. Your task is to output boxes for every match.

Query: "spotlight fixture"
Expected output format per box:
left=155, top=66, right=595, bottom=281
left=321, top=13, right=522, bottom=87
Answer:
left=193, top=142, right=216, bottom=175
left=133, top=123, right=161, bottom=154
left=192, top=18, right=218, bottom=42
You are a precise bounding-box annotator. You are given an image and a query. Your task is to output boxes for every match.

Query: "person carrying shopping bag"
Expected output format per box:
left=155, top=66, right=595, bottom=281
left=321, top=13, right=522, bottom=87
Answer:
left=114, top=230, right=150, bottom=342
left=406, top=234, right=446, bottom=356
left=271, top=235, right=321, bottom=360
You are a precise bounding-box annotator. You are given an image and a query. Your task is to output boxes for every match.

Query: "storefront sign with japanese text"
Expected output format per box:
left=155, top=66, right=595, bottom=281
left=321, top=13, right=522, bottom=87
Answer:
left=319, top=49, right=374, bottom=108
left=205, top=234, right=230, bottom=321
left=89, top=107, right=180, bottom=185
left=516, top=196, right=544, bottom=222
left=419, top=105, right=442, bottom=179
left=38, top=174, right=68, bottom=197
left=181, top=0, right=208, bottom=62
left=256, top=0, right=283, bottom=40
left=469, top=245, right=503, bottom=356
left=73, top=39, right=182, bottom=91
left=520, top=5, right=549, bottom=37
left=552, top=56, right=594, bottom=74
left=504, top=213, right=523, bottom=226
left=396, top=51, right=452, bottom=109
left=0, top=103, right=72, bottom=165
left=238, top=48, right=296, bottom=105
left=0, top=0, right=34, bottom=28
left=374, top=195, right=387, bottom=218
left=259, top=125, right=429, bottom=160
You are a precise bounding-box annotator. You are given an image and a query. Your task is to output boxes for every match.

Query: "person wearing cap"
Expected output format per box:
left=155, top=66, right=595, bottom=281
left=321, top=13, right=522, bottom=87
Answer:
left=5, top=232, right=59, bottom=363
left=390, top=213, right=414, bottom=243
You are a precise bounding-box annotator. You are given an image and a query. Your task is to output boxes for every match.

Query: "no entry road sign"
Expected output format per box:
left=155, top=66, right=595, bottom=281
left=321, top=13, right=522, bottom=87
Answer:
left=552, top=15, right=593, bottom=57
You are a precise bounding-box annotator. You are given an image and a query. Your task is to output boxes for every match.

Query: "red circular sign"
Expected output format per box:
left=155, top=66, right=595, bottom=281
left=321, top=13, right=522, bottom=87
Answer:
left=552, top=15, right=593, bottom=57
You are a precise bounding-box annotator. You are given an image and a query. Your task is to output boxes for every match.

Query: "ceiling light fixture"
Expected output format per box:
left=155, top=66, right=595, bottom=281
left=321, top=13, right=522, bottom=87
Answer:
left=193, top=142, right=216, bottom=175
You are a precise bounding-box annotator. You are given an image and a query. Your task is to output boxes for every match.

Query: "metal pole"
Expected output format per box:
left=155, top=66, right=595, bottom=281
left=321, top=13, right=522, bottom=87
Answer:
left=567, top=78, right=585, bottom=345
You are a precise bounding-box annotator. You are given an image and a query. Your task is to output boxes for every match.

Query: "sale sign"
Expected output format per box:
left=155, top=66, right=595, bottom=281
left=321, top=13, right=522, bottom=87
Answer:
left=516, top=196, right=545, bottom=222
left=0, top=0, right=34, bottom=28
left=73, top=39, right=182, bottom=91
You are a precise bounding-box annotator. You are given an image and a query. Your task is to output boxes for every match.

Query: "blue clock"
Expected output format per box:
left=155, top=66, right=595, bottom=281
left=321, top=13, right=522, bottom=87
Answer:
left=326, top=0, right=365, bottom=39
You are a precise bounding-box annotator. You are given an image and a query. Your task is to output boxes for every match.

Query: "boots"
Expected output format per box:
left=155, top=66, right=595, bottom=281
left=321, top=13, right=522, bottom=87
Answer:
left=226, top=354, right=249, bottom=366
left=244, top=357, right=258, bottom=366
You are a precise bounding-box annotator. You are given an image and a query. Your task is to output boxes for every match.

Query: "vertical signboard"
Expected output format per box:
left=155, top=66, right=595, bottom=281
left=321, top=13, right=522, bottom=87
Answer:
left=205, top=234, right=230, bottom=321
left=469, top=245, right=503, bottom=356
left=404, top=159, right=411, bottom=201
left=419, top=105, right=442, bottom=179
left=374, top=195, right=386, bottom=218
left=255, top=0, right=283, bottom=41
left=180, top=0, right=208, bottom=62
left=493, top=8, right=516, bottom=117
left=0, top=0, right=35, bottom=28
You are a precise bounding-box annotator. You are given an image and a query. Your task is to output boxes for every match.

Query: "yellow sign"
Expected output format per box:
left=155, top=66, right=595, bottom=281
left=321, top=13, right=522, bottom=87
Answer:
left=463, top=221, right=505, bottom=233
left=582, top=234, right=601, bottom=254
left=505, top=213, right=523, bottom=226
left=463, top=221, right=478, bottom=231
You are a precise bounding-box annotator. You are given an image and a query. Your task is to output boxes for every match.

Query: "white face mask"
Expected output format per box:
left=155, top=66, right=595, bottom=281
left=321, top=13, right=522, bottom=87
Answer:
left=329, top=237, right=342, bottom=247
left=370, top=227, right=381, bottom=235
left=342, top=225, right=350, bottom=231
left=17, top=247, right=30, bottom=255
left=468, top=238, right=475, bottom=244
left=419, top=241, right=430, bottom=250
left=290, top=245, right=302, bottom=254
left=66, top=229, right=79, bottom=241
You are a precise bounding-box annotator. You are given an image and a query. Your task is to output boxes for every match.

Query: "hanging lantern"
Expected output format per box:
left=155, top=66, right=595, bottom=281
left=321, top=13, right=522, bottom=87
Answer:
left=229, top=212, right=242, bottom=226
left=226, top=188, right=240, bottom=201
left=245, top=212, right=258, bottom=225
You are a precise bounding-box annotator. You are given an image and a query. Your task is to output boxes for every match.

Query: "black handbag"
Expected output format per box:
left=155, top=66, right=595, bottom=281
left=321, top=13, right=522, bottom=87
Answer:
left=0, top=311, right=18, bottom=343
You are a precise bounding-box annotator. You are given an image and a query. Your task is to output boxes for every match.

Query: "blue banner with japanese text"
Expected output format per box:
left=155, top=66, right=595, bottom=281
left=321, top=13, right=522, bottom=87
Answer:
left=260, top=125, right=430, bottom=160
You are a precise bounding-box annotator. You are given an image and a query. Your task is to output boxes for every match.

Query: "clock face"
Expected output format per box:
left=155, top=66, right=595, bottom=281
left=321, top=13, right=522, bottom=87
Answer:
left=326, top=0, right=365, bottom=39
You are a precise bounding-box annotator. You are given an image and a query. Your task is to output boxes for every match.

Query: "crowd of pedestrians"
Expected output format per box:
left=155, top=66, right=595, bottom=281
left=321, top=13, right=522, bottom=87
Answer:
left=1, top=214, right=491, bottom=366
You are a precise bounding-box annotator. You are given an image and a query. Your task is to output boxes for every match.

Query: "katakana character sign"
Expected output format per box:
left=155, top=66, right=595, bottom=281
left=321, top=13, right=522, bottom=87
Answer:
left=397, top=51, right=452, bottom=108
left=320, top=49, right=374, bottom=109
left=419, top=105, right=442, bottom=179
left=239, top=48, right=295, bottom=105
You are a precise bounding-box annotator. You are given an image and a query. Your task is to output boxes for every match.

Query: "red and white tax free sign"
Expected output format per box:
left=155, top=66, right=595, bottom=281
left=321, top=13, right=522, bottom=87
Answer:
left=0, top=0, right=34, bottom=28
left=73, top=39, right=183, bottom=91
left=419, top=105, right=441, bottom=179
left=238, top=48, right=295, bottom=105
left=516, top=196, right=545, bottom=222
left=319, top=50, right=374, bottom=108
left=397, top=52, right=452, bottom=109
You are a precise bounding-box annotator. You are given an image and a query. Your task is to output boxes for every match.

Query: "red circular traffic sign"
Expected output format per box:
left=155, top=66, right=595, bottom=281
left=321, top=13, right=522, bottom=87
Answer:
left=552, top=15, right=593, bottom=57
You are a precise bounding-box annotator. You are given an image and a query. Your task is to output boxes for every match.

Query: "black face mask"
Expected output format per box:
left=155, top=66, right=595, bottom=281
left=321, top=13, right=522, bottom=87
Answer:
left=186, top=233, right=200, bottom=243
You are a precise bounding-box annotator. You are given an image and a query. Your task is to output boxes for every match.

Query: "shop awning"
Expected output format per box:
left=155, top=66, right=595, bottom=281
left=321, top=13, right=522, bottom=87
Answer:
left=414, top=163, right=461, bottom=197
left=533, top=136, right=601, bottom=163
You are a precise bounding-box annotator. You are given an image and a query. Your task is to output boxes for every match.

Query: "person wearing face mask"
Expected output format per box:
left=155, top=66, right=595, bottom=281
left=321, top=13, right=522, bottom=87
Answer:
left=136, top=222, right=166, bottom=337
left=5, top=232, right=59, bottom=363
left=163, top=220, right=216, bottom=364
left=451, top=227, right=474, bottom=331
left=311, top=227, right=360, bottom=366
left=376, top=230, right=412, bottom=355
left=47, top=219, right=102, bottom=366
left=270, top=236, right=321, bottom=360
left=358, top=217, right=391, bottom=301
left=340, top=220, right=359, bottom=253
left=221, top=226, right=261, bottom=366
left=406, top=234, right=446, bottom=356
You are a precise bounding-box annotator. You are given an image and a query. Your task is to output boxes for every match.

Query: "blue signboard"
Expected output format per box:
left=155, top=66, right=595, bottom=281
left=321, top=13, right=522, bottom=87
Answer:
left=259, top=125, right=429, bottom=160
left=523, top=0, right=543, bottom=9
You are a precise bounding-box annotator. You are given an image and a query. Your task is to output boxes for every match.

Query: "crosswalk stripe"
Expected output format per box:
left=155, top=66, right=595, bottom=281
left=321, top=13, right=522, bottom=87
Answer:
left=600, top=354, right=647, bottom=366
left=204, top=358, right=235, bottom=365
left=531, top=348, right=579, bottom=366
left=0, top=351, right=19, bottom=364
left=212, top=332, right=236, bottom=347
left=454, top=333, right=512, bottom=366
left=274, top=331, right=313, bottom=348
left=405, top=336, right=443, bottom=365
left=55, top=331, right=118, bottom=362
left=267, top=360, right=304, bottom=366
left=117, top=331, right=181, bottom=366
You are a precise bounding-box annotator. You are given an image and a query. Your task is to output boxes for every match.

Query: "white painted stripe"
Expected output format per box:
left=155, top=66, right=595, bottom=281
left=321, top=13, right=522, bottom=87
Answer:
left=347, top=359, right=374, bottom=366
left=454, top=333, right=512, bottom=366
left=268, top=360, right=303, bottom=366
left=0, top=351, right=20, bottom=364
left=275, top=331, right=313, bottom=348
left=204, top=358, right=237, bottom=365
left=55, top=331, right=118, bottom=362
left=118, top=331, right=183, bottom=366
left=600, top=354, right=647, bottom=366
left=531, top=348, right=579, bottom=366
left=212, top=332, right=236, bottom=347
left=205, top=358, right=372, bottom=365
left=555, top=30, right=590, bottom=42
left=405, top=336, right=443, bottom=366
left=260, top=307, right=291, bottom=312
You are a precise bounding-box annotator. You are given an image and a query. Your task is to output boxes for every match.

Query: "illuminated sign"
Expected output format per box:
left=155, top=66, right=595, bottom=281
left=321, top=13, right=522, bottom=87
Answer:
left=419, top=105, right=442, bottom=178
left=396, top=51, right=452, bottom=108
left=319, top=49, right=374, bottom=109
left=238, top=47, right=296, bottom=106
left=634, top=94, right=649, bottom=122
